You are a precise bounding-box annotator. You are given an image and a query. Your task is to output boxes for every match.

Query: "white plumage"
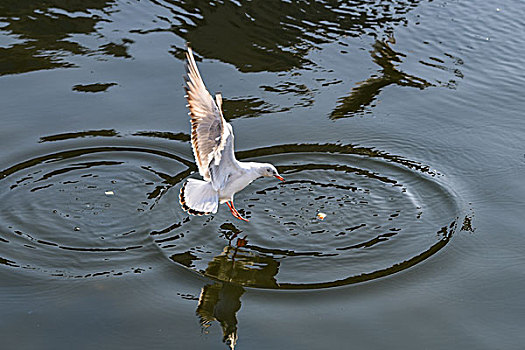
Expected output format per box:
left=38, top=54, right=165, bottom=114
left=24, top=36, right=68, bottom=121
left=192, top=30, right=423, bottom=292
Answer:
left=179, top=47, right=284, bottom=221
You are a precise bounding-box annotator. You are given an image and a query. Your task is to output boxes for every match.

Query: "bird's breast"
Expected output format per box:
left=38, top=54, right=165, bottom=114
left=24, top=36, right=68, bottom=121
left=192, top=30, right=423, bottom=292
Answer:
left=218, top=173, right=258, bottom=203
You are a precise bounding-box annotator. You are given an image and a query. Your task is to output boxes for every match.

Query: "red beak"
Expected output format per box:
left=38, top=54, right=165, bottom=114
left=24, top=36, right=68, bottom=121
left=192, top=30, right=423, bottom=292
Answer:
left=274, top=175, right=285, bottom=181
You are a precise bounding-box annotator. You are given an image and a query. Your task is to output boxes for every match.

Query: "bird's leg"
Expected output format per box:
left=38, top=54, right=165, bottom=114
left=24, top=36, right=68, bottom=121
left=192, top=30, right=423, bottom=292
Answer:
left=226, top=201, right=237, bottom=216
left=226, top=201, right=249, bottom=222
left=226, top=201, right=241, bottom=221
left=230, top=201, right=249, bottom=222
left=227, top=201, right=247, bottom=222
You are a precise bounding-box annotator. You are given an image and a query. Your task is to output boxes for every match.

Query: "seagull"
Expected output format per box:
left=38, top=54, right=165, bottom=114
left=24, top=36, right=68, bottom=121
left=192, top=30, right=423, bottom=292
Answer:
left=179, top=47, right=284, bottom=222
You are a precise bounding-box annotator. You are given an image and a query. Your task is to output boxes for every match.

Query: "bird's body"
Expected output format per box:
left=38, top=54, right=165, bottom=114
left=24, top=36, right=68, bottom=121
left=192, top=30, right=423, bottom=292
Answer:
left=179, top=47, right=283, bottom=221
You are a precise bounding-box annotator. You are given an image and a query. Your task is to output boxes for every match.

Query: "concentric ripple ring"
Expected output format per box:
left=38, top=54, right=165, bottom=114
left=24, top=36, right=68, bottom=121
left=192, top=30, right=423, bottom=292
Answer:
left=0, top=133, right=463, bottom=288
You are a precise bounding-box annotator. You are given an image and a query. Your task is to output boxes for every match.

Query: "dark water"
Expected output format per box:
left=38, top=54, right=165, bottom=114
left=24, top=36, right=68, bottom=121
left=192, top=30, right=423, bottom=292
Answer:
left=1, top=1, right=524, bottom=349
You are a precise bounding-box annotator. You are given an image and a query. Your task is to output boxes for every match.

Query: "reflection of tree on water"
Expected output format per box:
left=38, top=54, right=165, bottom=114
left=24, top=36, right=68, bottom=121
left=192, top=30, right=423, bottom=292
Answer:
left=330, top=37, right=432, bottom=119
left=0, top=0, right=122, bottom=76
left=161, top=1, right=430, bottom=119
left=1, top=0, right=425, bottom=75
left=166, top=0, right=423, bottom=72
left=173, top=245, right=280, bottom=349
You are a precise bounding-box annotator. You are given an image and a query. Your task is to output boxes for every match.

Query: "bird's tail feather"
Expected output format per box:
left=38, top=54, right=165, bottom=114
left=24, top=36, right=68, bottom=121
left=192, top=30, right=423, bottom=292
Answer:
left=179, top=179, right=218, bottom=215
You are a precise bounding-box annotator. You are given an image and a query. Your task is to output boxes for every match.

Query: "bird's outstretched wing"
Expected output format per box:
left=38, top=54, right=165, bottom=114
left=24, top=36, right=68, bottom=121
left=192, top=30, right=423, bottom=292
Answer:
left=185, top=46, right=228, bottom=181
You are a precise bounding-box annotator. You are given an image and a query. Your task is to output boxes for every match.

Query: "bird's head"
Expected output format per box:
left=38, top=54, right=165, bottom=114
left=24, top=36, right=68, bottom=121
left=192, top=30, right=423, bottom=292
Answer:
left=258, top=163, right=285, bottom=181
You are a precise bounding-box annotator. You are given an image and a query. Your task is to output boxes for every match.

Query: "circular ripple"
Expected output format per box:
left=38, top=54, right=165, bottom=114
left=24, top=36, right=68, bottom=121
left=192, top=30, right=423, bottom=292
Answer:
left=0, top=141, right=193, bottom=278
left=0, top=135, right=462, bottom=287
left=155, top=144, right=462, bottom=289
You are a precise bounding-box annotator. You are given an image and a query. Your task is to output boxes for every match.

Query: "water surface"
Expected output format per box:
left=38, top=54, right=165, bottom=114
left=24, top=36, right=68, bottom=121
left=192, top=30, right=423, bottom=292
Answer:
left=1, top=1, right=524, bottom=349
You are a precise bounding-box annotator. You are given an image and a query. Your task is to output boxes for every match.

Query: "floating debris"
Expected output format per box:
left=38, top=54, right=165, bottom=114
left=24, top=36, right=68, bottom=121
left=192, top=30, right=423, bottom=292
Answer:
left=104, top=190, right=115, bottom=196
left=317, top=212, right=327, bottom=220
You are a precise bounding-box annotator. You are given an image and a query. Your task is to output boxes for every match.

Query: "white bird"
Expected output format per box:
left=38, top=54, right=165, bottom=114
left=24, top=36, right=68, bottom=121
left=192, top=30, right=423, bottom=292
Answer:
left=179, top=47, right=284, bottom=222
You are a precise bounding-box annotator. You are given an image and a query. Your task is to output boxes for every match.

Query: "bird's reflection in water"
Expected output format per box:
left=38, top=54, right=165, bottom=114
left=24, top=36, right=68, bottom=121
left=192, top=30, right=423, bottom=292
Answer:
left=176, top=245, right=280, bottom=349
left=197, top=282, right=243, bottom=349
left=200, top=245, right=280, bottom=288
